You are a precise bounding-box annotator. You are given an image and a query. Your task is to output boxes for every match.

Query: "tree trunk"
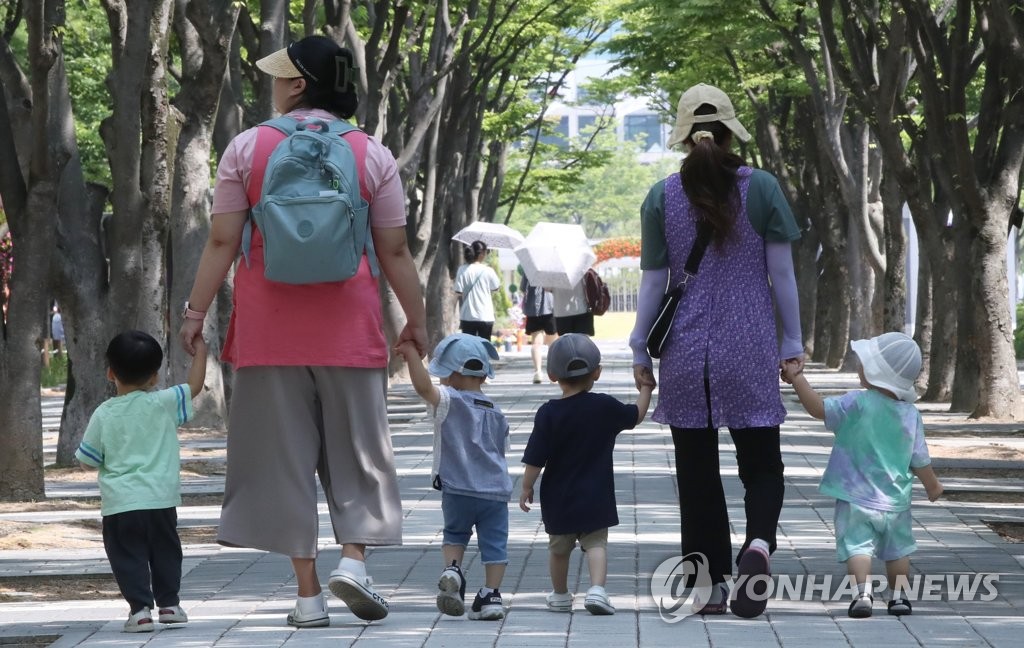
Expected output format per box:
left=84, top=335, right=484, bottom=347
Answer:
left=167, top=0, right=239, bottom=428
left=914, top=246, right=932, bottom=394
left=881, top=171, right=906, bottom=333
left=963, top=215, right=1023, bottom=418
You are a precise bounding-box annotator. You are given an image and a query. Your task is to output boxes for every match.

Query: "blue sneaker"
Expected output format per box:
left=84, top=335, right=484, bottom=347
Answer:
left=436, top=561, right=466, bottom=617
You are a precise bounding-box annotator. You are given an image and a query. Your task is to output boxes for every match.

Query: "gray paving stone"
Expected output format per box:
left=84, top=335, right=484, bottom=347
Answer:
left=2, top=349, right=1023, bottom=646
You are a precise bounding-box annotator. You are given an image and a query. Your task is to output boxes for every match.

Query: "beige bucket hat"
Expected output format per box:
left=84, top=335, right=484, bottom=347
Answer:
left=667, top=83, right=752, bottom=147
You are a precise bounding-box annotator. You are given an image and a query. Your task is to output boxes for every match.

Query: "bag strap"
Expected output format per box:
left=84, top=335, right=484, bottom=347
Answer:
left=675, top=222, right=712, bottom=290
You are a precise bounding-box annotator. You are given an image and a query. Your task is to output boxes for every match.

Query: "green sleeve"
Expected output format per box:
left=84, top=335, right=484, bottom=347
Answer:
left=746, top=170, right=801, bottom=242
left=640, top=179, right=669, bottom=270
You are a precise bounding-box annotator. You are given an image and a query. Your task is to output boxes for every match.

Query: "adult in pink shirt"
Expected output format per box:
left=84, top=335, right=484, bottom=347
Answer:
left=179, top=36, right=426, bottom=627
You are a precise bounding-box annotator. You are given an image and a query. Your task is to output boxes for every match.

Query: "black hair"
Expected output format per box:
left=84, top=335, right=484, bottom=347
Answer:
left=106, top=330, right=163, bottom=386
left=300, top=42, right=359, bottom=119
left=463, top=240, right=488, bottom=264
left=679, top=103, right=747, bottom=245
left=461, top=359, right=484, bottom=373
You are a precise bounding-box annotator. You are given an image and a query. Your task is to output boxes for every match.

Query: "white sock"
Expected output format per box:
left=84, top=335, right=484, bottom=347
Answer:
left=296, top=593, right=325, bottom=614
left=479, top=587, right=497, bottom=597
left=750, top=538, right=771, bottom=555
left=337, top=557, right=367, bottom=579
left=856, top=581, right=870, bottom=597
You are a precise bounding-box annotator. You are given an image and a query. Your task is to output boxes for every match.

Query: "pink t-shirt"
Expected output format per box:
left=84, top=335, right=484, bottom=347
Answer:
left=212, top=109, right=406, bottom=368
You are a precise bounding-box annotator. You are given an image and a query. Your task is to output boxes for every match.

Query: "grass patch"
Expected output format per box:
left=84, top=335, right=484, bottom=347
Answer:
left=39, top=354, right=68, bottom=388
left=0, top=574, right=120, bottom=602
left=983, top=520, right=1024, bottom=543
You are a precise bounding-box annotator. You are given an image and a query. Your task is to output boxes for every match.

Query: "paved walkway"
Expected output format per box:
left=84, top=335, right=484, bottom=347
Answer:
left=1, top=343, right=1022, bottom=647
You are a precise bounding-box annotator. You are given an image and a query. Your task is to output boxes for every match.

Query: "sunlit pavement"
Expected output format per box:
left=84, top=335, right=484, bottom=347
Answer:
left=2, top=341, right=1022, bottom=647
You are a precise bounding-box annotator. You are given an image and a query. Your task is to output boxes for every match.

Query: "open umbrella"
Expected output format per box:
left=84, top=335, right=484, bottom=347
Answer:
left=452, top=221, right=525, bottom=250
left=513, top=222, right=596, bottom=290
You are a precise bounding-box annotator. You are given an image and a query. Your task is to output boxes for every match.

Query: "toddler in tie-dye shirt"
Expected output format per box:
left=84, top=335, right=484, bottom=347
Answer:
left=782, top=332, right=943, bottom=620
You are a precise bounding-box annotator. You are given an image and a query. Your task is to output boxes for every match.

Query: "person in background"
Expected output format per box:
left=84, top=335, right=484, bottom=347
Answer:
left=628, top=83, right=804, bottom=618
left=454, top=240, right=501, bottom=340
left=520, top=274, right=556, bottom=383
left=551, top=275, right=593, bottom=337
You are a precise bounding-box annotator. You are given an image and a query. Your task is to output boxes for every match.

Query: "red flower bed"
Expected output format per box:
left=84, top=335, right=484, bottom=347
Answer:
left=594, top=237, right=641, bottom=264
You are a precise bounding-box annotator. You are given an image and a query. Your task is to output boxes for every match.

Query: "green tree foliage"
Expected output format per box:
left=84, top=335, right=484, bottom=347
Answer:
left=506, top=129, right=678, bottom=238
left=63, top=3, right=112, bottom=187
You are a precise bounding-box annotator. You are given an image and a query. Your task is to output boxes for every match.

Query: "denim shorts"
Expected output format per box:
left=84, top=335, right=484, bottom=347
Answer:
left=834, top=500, right=916, bottom=562
left=441, top=492, right=509, bottom=565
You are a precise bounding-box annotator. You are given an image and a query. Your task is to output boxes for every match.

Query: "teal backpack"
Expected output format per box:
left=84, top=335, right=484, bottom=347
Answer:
left=242, top=116, right=378, bottom=284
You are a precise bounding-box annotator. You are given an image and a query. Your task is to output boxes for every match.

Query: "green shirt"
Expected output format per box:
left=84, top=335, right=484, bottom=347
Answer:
left=76, top=384, right=193, bottom=516
left=640, top=169, right=801, bottom=269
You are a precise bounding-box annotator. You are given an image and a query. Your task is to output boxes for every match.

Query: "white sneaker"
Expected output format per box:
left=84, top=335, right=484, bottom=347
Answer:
left=123, top=608, right=154, bottom=633
left=329, top=563, right=389, bottom=621
left=158, top=605, right=188, bottom=624
left=286, top=593, right=330, bottom=628
left=546, top=591, right=572, bottom=612
left=532, top=370, right=543, bottom=384
left=584, top=586, right=615, bottom=615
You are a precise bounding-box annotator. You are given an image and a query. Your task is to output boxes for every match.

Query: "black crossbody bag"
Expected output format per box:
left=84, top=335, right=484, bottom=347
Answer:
left=645, top=223, right=712, bottom=359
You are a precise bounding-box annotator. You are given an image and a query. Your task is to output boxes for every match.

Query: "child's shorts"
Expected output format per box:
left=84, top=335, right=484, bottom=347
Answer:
left=441, top=492, right=509, bottom=565
left=834, top=500, right=916, bottom=562
left=548, top=528, right=608, bottom=556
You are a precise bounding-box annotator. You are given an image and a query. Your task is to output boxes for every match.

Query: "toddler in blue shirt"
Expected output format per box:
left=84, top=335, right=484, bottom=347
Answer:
left=397, top=333, right=512, bottom=621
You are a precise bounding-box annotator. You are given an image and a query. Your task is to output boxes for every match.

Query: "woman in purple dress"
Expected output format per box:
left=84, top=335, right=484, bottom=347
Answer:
left=629, top=84, right=804, bottom=618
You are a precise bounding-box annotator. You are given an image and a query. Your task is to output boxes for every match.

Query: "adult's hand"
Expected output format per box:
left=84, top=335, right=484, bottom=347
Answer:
left=396, top=323, right=428, bottom=357
left=180, top=318, right=204, bottom=356
left=780, top=354, right=806, bottom=376
left=633, top=364, right=657, bottom=391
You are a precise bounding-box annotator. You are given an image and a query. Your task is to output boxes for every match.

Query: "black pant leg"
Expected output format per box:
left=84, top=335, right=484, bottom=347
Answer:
left=103, top=511, right=154, bottom=613
left=148, top=508, right=183, bottom=608
left=671, top=426, right=732, bottom=583
left=728, top=426, right=785, bottom=562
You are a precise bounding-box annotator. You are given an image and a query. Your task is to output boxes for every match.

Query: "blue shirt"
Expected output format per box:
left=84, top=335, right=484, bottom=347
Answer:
left=522, top=391, right=639, bottom=535
left=76, top=384, right=193, bottom=516
left=430, top=386, right=512, bottom=502
left=821, top=389, right=931, bottom=512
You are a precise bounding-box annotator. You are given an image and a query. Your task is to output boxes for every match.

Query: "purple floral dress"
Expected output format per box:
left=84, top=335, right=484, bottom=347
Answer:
left=652, top=168, right=786, bottom=430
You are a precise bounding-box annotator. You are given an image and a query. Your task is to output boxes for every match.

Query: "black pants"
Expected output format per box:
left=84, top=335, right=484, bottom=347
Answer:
left=103, top=507, right=182, bottom=613
left=671, top=425, right=784, bottom=584
left=459, top=320, right=494, bottom=341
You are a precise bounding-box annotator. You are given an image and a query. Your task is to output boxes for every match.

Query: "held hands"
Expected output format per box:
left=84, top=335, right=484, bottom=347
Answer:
left=633, top=364, right=656, bottom=391
left=179, top=318, right=204, bottom=356
left=519, top=486, right=534, bottom=513
left=394, top=340, right=419, bottom=362
left=779, top=356, right=805, bottom=384
left=395, top=323, right=428, bottom=358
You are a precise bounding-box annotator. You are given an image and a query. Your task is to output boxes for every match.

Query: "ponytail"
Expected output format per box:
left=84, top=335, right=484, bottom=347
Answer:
left=679, top=106, right=746, bottom=245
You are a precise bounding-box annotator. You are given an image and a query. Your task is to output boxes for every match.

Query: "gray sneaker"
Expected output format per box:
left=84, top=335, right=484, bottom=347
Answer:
left=436, top=561, right=466, bottom=617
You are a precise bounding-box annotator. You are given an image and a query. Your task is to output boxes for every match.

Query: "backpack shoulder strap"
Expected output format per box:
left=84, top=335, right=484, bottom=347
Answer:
left=245, top=117, right=297, bottom=207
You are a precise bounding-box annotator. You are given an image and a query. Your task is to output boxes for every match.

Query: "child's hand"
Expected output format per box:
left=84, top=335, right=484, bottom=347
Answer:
left=193, top=336, right=207, bottom=353
left=780, top=359, right=802, bottom=384
left=394, top=340, right=417, bottom=361
left=519, top=487, right=534, bottom=512
left=926, top=481, right=944, bottom=502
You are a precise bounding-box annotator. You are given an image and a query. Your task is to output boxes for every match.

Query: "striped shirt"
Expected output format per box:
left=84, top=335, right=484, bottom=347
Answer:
left=76, top=384, right=193, bottom=516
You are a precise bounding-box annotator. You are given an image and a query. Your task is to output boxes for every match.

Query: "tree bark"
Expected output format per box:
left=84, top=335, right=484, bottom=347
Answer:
left=0, top=0, right=66, bottom=500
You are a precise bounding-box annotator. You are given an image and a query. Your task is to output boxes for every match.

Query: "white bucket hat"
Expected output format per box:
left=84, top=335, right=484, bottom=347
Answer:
left=667, top=83, right=752, bottom=148
left=850, top=332, right=922, bottom=402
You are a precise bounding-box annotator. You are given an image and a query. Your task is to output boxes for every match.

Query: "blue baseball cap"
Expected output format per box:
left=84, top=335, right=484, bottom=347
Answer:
left=428, top=333, right=500, bottom=379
